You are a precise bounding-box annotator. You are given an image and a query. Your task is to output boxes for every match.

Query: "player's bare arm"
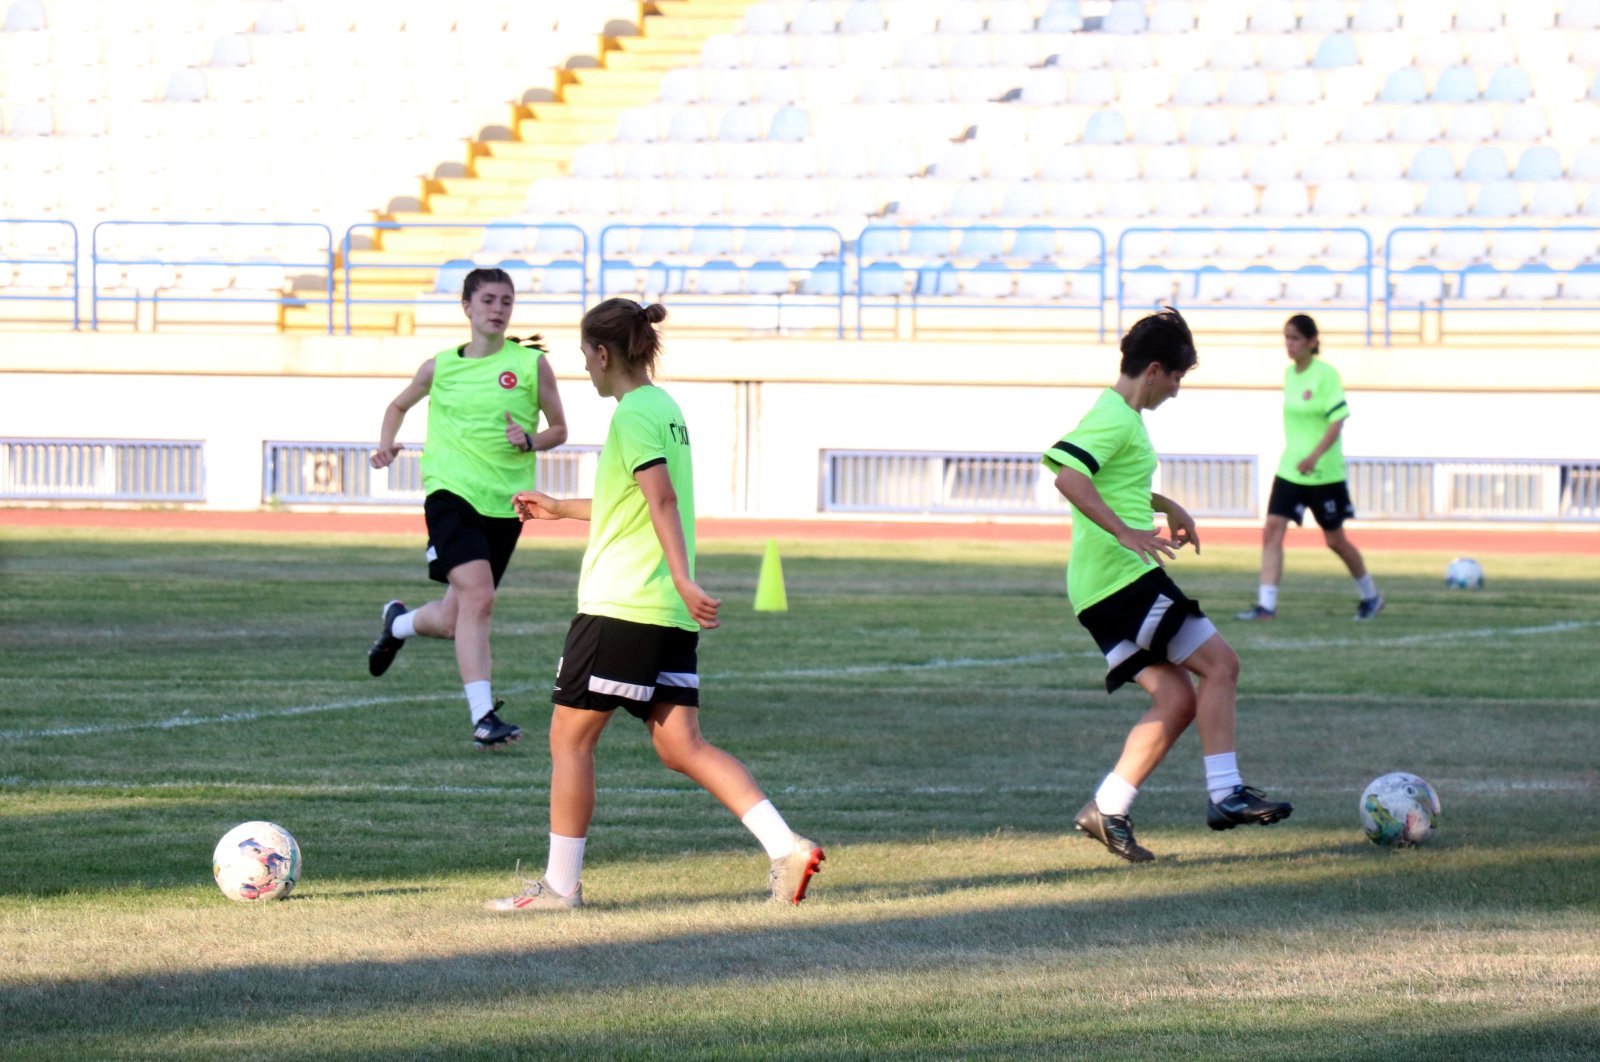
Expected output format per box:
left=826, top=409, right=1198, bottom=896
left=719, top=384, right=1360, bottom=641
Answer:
left=1056, top=467, right=1177, bottom=567
left=512, top=491, right=592, bottom=522
left=1297, top=418, right=1346, bottom=477
left=636, top=463, right=720, bottom=629
left=371, top=359, right=436, bottom=469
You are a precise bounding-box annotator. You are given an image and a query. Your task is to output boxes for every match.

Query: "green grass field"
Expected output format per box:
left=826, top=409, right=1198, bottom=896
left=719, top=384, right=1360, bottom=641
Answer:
left=2, top=526, right=1598, bottom=1060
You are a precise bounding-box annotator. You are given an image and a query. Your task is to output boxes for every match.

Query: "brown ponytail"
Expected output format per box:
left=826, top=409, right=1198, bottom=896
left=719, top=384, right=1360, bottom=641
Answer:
left=582, top=298, right=668, bottom=377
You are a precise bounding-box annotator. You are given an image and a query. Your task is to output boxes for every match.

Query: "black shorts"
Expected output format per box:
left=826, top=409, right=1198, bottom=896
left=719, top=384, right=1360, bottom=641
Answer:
left=423, top=490, right=523, bottom=586
left=1077, top=568, right=1218, bottom=693
left=1267, top=476, right=1356, bottom=531
left=553, top=613, right=700, bottom=719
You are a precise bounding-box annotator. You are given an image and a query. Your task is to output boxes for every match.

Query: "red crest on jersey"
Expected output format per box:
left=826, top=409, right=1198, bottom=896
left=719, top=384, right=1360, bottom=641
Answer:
left=1301, top=389, right=1313, bottom=400
left=499, top=371, right=519, bottom=389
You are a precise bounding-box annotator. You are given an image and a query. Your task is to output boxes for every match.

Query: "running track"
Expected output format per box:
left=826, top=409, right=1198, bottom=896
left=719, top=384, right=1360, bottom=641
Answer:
left=2, top=509, right=1594, bottom=554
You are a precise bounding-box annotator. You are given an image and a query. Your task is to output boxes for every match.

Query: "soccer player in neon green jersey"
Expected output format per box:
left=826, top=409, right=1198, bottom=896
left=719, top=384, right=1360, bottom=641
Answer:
left=366, top=267, right=568, bottom=749
left=1235, top=314, right=1384, bottom=622
left=485, top=299, right=823, bottom=911
left=1044, top=309, right=1292, bottom=863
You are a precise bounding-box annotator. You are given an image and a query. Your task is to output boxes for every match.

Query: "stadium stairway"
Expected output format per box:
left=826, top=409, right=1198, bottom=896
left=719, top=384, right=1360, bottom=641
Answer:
left=285, top=0, right=760, bottom=334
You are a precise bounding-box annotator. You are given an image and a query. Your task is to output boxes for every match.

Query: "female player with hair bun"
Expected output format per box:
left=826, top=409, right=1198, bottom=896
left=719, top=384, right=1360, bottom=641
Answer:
left=486, top=298, right=824, bottom=911
left=366, top=266, right=568, bottom=749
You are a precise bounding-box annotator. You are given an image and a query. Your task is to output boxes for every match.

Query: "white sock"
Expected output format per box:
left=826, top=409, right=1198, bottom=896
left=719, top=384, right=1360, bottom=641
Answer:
left=391, top=611, right=416, bottom=640
left=741, top=799, right=795, bottom=860
left=465, top=681, right=494, bottom=724
left=543, top=833, right=586, bottom=897
left=1258, top=585, right=1278, bottom=611
left=1356, top=574, right=1377, bottom=600
left=1094, top=772, right=1139, bottom=817
left=1205, top=752, right=1243, bottom=803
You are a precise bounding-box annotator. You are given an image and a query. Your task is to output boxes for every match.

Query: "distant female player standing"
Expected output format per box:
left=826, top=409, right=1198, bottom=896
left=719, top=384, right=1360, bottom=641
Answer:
left=1046, top=309, right=1291, bottom=864
left=485, top=299, right=822, bottom=910
left=1235, top=314, right=1383, bottom=622
left=367, top=267, right=568, bottom=749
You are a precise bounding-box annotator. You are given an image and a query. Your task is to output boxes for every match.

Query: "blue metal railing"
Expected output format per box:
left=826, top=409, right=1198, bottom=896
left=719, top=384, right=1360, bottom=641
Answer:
left=0, top=218, right=79, bottom=329
left=853, top=225, right=1106, bottom=339
left=91, top=220, right=333, bottom=333
left=342, top=222, right=589, bottom=335
left=1116, top=226, right=1373, bottom=343
left=597, top=223, right=847, bottom=339
left=1383, top=226, right=1600, bottom=343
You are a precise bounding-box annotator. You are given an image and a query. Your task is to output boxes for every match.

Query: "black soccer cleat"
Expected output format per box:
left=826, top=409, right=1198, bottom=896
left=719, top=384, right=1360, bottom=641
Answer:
left=367, top=600, right=407, bottom=677
left=1353, top=594, right=1386, bottom=621
left=472, top=703, right=522, bottom=750
left=1207, top=785, right=1293, bottom=830
left=1073, top=800, right=1155, bottom=863
left=1233, top=605, right=1277, bottom=621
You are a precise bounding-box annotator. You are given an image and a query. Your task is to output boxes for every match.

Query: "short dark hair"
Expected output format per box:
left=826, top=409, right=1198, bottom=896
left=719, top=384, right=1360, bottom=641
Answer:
left=582, top=298, right=669, bottom=376
left=461, top=267, right=513, bottom=302
left=1119, top=308, right=1197, bottom=377
left=1285, top=313, right=1320, bottom=355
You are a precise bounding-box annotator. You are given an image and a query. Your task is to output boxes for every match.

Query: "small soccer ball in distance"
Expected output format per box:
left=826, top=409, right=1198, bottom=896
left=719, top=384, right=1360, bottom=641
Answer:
left=1445, top=557, right=1484, bottom=589
left=213, top=821, right=301, bottom=902
left=1359, top=773, right=1442, bottom=848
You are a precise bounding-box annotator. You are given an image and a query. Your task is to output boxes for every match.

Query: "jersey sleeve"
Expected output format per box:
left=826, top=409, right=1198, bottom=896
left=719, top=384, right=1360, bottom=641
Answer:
left=1042, top=409, right=1130, bottom=479
left=1321, top=365, right=1350, bottom=424
left=614, top=402, right=667, bottom=474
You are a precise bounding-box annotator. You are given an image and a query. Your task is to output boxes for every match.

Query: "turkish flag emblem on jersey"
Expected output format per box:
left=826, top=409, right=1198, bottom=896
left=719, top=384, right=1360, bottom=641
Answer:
left=499, top=371, right=519, bottom=390
left=1301, top=390, right=1313, bottom=400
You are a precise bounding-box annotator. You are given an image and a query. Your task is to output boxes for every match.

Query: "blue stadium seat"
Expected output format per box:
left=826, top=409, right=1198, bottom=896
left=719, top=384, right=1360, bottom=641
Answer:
left=1379, top=68, right=1427, bottom=104
left=860, top=261, right=906, bottom=296
left=799, top=260, right=842, bottom=296
left=1461, top=147, right=1509, bottom=182
left=767, top=107, right=810, bottom=142
left=1527, top=183, right=1577, bottom=217
left=1407, top=147, right=1456, bottom=183
left=688, top=224, right=736, bottom=256
left=542, top=260, right=585, bottom=295
left=433, top=259, right=476, bottom=294
left=1102, top=0, right=1147, bottom=33
left=839, top=1, right=884, bottom=34
left=497, top=259, right=536, bottom=294
left=1391, top=265, right=1444, bottom=304
left=717, top=107, right=762, bottom=143
left=957, top=225, right=1006, bottom=259
left=1313, top=34, right=1360, bottom=69
left=1419, top=181, right=1470, bottom=218
left=858, top=228, right=901, bottom=258
left=1563, top=263, right=1600, bottom=299
left=601, top=262, right=637, bottom=295
left=745, top=259, right=793, bottom=295
left=1471, top=180, right=1522, bottom=218
left=1082, top=111, right=1127, bottom=145
left=3, top=0, right=44, bottom=31
left=1011, top=227, right=1058, bottom=262
left=1037, top=1, right=1084, bottom=32
left=1459, top=262, right=1505, bottom=300
left=1431, top=66, right=1479, bottom=103
left=1483, top=67, right=1532, bottom=103
left=961, top=261, right=1013, bottom=298
left=907, top=228, right=953, bottom=258
left=695, top=259, right=743, bottom=296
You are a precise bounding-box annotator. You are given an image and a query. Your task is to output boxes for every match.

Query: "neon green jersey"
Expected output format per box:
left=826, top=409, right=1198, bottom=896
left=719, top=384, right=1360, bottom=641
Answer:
left=1277, top=358, right=1350, bottom=486
left=578, top=385, right=697, bottom=631
left=1043, top=388, right=1158, bottom=614
left=420, top=340, right=544, bottom=519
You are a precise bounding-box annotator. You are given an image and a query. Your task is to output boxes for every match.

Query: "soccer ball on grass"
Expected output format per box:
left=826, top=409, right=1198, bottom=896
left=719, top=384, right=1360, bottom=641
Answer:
left=1359, top=772, right=1441, bottom=847
left=1445, top=557, right=1484, bottom=589
left=213, top=821, right=301, bottom=901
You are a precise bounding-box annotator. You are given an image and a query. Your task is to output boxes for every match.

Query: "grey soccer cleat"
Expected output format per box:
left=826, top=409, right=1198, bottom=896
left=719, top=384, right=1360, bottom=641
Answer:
left=767, top=835, right=825, bottom=905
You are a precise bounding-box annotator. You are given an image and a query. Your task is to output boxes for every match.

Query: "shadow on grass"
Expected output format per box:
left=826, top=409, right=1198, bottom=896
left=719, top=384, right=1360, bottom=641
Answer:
left=4, top=845, right=1598, bottom=1055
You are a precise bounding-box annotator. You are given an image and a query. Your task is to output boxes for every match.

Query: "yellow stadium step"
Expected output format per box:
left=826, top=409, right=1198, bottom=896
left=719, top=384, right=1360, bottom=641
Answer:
left=559, top=83, right=665, bottom=108
left=566, top=68, right=662, bottom=91
left=478, top=142, right=578, bottom=165
left=473, top=157, right=566, bottom=182
left=523, top=103, right=640, bottom=125
left=436, top=177, right=537, bottom=200
left=600, top=48, right=700, bottom=72
left=514, top=118, right=618, bottom=142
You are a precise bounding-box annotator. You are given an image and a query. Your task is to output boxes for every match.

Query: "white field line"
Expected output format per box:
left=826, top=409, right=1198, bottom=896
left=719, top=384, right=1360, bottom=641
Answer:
left=1, top=620, right=1595, bottom=744
left=0, top=775, right=1589, bottom=798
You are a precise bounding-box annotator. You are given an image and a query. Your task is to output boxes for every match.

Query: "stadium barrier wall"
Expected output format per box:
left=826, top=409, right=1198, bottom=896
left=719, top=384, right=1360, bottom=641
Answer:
left=2, top=333, right=1597, bottom=521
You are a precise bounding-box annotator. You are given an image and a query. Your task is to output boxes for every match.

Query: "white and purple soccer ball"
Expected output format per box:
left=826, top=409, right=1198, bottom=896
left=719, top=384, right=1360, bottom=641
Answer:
left=213, top=821, right=300, bottom=902
left=1445, top=557, right=1485, bottom=589
left=1359, top=773, right=1442, bottom=848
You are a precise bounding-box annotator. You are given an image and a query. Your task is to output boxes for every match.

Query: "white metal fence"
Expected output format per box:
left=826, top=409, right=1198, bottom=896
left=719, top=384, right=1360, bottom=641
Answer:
left=0, top=438, right=204, bottom=501
left=261, top=442, right=602, bottom=505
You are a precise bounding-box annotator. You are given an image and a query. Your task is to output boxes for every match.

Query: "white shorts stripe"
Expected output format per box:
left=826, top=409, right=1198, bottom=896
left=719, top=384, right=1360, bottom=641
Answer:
left=1135, top=594, right=1173, bottom=650
left=1105, top=640, right=1140, bottom=670
left=1167, top=615, right=1217, bottom=665
left=589, top=675, right=655, bottom=701
left=655, top=671, right=700, bottom=689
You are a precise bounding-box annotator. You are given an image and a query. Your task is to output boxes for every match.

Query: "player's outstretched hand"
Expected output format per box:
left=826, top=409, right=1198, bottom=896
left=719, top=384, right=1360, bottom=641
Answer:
left=512, top=490, right=563, bottom=522
left=1115, top=526, right=1179, bottom=567
left=675, top=578, right=722, bottom=629
left=370, top=444, right=402, bottom=470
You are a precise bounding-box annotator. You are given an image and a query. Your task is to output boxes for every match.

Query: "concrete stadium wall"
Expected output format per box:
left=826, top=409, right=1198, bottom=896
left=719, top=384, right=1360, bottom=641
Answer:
left=3, top=332, right=1598, bottom=517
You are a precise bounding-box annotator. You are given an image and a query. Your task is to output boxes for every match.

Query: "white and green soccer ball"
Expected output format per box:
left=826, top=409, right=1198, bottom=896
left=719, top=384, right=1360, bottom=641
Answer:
left=213, top=821, right=301, bottom=902
left=1445, top=557, right=1484, bottom=589
left=1359, top=773, right=1442, bottom=848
